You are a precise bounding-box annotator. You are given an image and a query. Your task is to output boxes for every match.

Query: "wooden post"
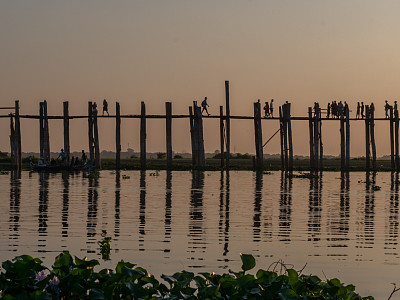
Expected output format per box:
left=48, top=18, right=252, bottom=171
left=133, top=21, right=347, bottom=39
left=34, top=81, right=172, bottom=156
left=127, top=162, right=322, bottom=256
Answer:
left=63, top=101, right=70, bottom=164
left=308, top=107, right=314, bottom=171
left=194, top=105, right=205, bottom=167
left=395, top=110, right=399, bottom=171
left=283, top=104, right=288, bottom=171
left=140, top=101, right=146, bottom=170
left=370, top=105, right=376, bottom=170
left=39, top=102, right=44, bottom=159
left=287, top=103, right=293, bottom=171
left=345, top=106, right=350, bottom=169
left=14, top=100, right=21, bottom=170
left=340, top=112, right=345, bottom=170
left=116, top=102, right=121, bottom=170
left=225, top=81, right=230, bottom=170
left=189, top=106, right=195, bottom=166
left=88, top=102, right=94, bottom=164
left=9, top=115, right=15, bottom=163
left=279, top=107, right=284, bottom=170
left=93, top=107, right=100, bottom=168
left=43, top=100, right=50, bottom=161
left=219, top=105, right=225, bottom=168
left=253, top=101, right=263, bottom=169
left=319, top=108, right=323, bottom=171
left=314, top=103, right=319, bottom=171
left=390, top=106, right=395, bottom=169
left=365, top=105, right=370, bottom=171
left=165, top=102, right=172, bottom=168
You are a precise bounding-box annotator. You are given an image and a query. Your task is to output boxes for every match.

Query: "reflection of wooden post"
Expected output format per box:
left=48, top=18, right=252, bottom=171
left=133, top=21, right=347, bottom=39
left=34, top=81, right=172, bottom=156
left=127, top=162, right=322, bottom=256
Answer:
left=14, top=100, right=21, bottom=170
left=279, top=107, right=284, bottom=170
left=88, top=102, right=94, bottom=163
left=225, top=80, right=230, bottom=170
left=189, top=106, right=195, bottom=166
left=370, top=106, right=376, bottom=170
left=345, top=107, right=350, bottom=169
left=395, top=110, right=399, bottom=171
left=93, top=108, right=100, bottom=168
left=116, top=102, right=121, bottom=170
left=165, top=102, right=172, bottom=168
left=219, top=105, right=224, bottom=168
left=63, top=101, right=70, bottom=163
left=390, top=107, right=395, bottom=169
left=287, top=103, right=293, bottom=171
left=140, top=101, right=146, bottom=170
left=365, top=105, right=370, bottom=171
left=308, top=107, right=314, bottom=171
left=253, top=101, right=263, bottom=169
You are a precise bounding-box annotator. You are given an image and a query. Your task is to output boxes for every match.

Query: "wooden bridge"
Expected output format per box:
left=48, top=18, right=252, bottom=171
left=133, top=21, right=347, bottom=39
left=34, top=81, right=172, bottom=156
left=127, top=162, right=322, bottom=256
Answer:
left=4, top=81, right=400, bottom=172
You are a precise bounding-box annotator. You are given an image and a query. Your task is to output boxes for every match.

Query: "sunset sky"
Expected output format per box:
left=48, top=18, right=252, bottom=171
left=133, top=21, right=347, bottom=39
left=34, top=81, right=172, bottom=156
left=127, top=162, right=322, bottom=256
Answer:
left=1, top=1, right=400, bottom=157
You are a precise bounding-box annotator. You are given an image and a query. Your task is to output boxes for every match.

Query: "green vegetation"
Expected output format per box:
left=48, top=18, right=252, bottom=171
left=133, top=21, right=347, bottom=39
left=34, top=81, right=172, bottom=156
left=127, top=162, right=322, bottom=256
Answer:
left=97, top=237, right=111, bottom=260
left=0, top=252, right=374, bottom=299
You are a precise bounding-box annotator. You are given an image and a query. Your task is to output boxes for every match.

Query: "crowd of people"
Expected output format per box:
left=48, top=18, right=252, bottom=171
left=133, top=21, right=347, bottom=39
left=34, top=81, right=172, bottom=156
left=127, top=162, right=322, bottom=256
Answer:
left=31, top=149, right=95, bottom=170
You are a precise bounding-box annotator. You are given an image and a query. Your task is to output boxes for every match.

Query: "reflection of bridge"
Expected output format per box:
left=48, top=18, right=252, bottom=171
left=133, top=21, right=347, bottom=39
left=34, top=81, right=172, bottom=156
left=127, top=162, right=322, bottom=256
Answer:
left=4, top=81, right=400, bottom=172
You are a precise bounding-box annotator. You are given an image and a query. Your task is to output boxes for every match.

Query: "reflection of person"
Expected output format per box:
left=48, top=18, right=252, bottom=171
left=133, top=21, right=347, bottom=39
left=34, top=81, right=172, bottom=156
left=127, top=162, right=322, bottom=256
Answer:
left=103, top=99, right=109, bottom=116
left=201, top=97, right=210, bottom=116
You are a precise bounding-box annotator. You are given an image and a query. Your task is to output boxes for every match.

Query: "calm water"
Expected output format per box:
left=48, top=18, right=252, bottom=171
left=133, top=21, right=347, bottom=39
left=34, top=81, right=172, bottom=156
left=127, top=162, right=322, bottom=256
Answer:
left=0, top=170, right=399, bottom=298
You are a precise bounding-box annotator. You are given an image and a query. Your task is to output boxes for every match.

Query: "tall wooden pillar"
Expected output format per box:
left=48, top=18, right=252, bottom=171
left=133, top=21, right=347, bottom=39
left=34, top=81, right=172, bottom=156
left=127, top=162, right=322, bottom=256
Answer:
left=9, top=115, right=15, bottom=163
left=390, top=107, right=395, bottom=169
left=340, top=113, right=345, bottom=170
left=308, top=107, right=314, bottom=171
left=116, top=102, right=121, bottom=170
left=370, top=106, right=376, bottom=170
left=63, top=101, right=70, bottom=163
left=93, top=107, right=100, bottom=168
left=253, top=101, right=263, bottom=169
left=219, top=105, right=225, bottom=168
left=283, top=105, right=288, bottom=171
left=39, top=102, right=44, bottom=159
left=140, top=101, right=146, bottom=170
left=365, top=105, right=370, bottom=171
left=314, top=103, right=320, bottom=171
left=14, top=100, right=21, bottom=170
left=165, top=102, right=172, bottom=168
left=88, top=102, right=94, bottom=164
left=345, top=106, right=350, bottom=169
left=193, top=104, right=205, bottom=167
left=189, top=106, right=195, bottom=166
left=225, top=81, right=230, bottom=170
left=43, top=100, right=50, bottom=161
left=279, top=107, right=284, bottom=170
left=395, top=110, right=399, bottom=171
left=287, top=103, right=293, bottom=171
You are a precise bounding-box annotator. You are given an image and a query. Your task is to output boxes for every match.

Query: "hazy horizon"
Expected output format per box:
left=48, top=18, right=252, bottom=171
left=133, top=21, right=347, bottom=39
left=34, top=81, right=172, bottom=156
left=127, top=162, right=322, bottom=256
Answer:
left=1, top=1, right=400, bottom=157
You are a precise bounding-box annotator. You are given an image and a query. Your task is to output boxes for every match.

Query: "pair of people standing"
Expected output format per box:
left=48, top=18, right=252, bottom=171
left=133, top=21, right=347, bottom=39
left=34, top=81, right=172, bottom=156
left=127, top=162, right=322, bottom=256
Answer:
left=263, top=99, right=274, bottom=118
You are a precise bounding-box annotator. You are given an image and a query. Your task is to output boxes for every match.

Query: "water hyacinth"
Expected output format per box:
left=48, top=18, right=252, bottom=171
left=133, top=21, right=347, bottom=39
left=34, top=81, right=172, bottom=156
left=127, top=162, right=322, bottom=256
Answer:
left=0, top=251, right=376, bottom=299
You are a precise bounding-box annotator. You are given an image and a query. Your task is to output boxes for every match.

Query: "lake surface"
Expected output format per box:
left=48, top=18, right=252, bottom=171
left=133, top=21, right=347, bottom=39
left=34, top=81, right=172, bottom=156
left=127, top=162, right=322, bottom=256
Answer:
left=0, top=170, right=399, bottom=298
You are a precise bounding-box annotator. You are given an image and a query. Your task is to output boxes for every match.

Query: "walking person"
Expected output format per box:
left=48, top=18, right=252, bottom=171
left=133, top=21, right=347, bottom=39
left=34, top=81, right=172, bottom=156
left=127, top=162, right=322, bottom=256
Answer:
left=269, top=99, right=274, bottom=118
left=361, top=101, right=364, bottom=119
left=385, top=100, right=390, bottom=119
left=201, top=97, right=210, bottom=116
left=103, top=99, right=109, bottom=116
left=327, top=103, right=331, bottom=118
left=263, top=101, right=270, bottom=117
left=356, top=102, right=360, bottom=119
left=395, top=101, right=398, bottom=114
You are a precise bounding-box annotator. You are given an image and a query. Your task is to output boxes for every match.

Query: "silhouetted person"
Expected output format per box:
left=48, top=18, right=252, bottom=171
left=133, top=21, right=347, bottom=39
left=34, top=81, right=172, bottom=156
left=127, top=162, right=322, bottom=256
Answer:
left=361, top=101, right=364, bottom=119
left=385, top=100, right=390, bottom=119
left=263, top=101, right=269, bottom=117
left=92, top=102, right=98, bottom=114
left=57, top=149, right=66, bottom=165
left=395, top=101, right=398, bottom=113
left=356, top=102, right=361, bottom=119
left=201, top=97, right=210, bottom=116
left=103, top=99, right=109, bottom=116
left=327, top=103, right=331, bottom=118
left=81, top=150, right=87, bottom=165
left=270, top=99, right=274, bottom=118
